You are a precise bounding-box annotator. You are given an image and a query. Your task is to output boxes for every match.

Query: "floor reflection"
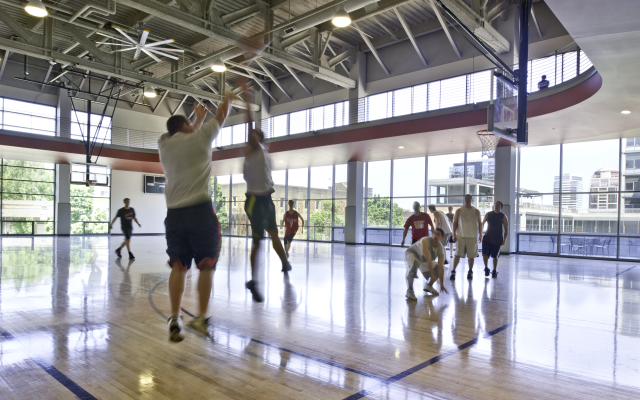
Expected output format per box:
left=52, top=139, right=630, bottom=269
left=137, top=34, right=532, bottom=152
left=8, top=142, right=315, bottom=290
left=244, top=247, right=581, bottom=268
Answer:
left=0, top=236, right=638, bottom=399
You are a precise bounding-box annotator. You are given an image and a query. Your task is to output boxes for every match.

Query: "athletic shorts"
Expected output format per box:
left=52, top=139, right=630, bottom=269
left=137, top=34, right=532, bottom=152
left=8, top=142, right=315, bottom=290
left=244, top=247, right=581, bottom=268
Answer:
left=455, top=237, right=479, bottom=258
left=411, top=238, right=419, bottom=245
left=245, top=194, right=278, bottom=243
left=449, top=236, right=455, bottom=243
left=284, top=233, right=295, bottom=245
left=122, top=227, right=133, bottom=240
left=165, top=201, right=221, bottom=270
left=482, top=239, right=501, bottom=259
left=405, top=250, right=438, bottom=279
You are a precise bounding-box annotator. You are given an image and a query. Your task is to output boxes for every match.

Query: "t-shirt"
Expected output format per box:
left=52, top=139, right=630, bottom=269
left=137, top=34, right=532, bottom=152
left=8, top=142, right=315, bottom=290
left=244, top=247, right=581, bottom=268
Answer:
left=457, top=206, right=480, bottom=238
left=538, top=79, right=549, bottom=89
left=284, top=211, right=300, bottom=236
left=158, top=119, right=220, bottom=209
left=408, top=236, right=444, bottom=262
left=404, top=213, right=432, bottom=239
left=446, top=212, right=454, bottom=223
left=243, top=143, right=274, bottom=195
left=116, top=207, right=136, bottom=229
left=433, top=210, right=452, bottom=234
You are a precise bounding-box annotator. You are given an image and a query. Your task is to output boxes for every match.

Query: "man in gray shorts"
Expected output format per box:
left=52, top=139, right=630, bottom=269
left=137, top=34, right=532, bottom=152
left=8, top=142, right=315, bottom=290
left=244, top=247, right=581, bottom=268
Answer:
left=451, top=194, right=483, bottom=280
left=404, top=228, right=449, bottom=301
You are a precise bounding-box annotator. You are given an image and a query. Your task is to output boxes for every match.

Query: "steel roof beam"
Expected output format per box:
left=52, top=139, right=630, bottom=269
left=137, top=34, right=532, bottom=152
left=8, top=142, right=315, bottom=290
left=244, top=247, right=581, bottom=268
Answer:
left=114, top=0, right=356, bottom=88
left=428, top=0, right=461, bottom=58
left=0, top=37, right=258, bottom=111
left=394, top=7, right=427, bottom=66
left=354, top=22, right=389, bottom=75
left=283, top=64, right=311, bottom=95
left=247, top=70, right=277, bottom=103
left=255, top=59, right=291, bottom=100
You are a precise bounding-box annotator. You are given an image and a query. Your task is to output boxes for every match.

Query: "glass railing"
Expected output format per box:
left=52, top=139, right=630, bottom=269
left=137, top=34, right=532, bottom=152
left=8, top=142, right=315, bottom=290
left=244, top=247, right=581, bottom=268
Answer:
left=0, top=46, right=594, bottom=151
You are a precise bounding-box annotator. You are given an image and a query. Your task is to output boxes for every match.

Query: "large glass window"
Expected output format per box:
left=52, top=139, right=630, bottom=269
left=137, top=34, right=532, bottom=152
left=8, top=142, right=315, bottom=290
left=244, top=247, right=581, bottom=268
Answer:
left=517, top=137, right=636, bottom=259
left=428, top=153, right=465, bottom=206
left=309, top=166, right=334, bottom=241
left=1, top=98, right=57, bottom=136
left=1, top=160, right=55, bottom=234
left=71, top=111, right=112, bottom=143
left=71, top=164, right=110, bottom=234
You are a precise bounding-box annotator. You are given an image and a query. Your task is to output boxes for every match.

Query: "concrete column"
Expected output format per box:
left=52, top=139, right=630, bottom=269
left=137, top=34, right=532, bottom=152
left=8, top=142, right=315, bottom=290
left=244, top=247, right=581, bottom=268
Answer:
left=348, top=52, right=366, bottom=125
left=56, top=164, right=71, bottom=235
left=494, top=146, right=517, bottom=253
left=57, top=88, right=72, bottom=138
left=345, top=161, right=364, bottom=245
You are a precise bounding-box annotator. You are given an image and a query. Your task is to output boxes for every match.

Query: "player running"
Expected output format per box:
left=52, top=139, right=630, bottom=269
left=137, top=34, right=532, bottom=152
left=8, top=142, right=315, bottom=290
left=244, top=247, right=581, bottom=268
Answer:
left=159, top=92, right=235, bottom=342
left=110, top=198, right=141, bottom=259
left=281, top=200, right=304, bottom=258
left=401, top=202, right=434, bottom=246
left=242, top=88, right=292, bottom=303
left=405, top=228, right=449, bottom=301
left=481, top=200, right=509, bottom=278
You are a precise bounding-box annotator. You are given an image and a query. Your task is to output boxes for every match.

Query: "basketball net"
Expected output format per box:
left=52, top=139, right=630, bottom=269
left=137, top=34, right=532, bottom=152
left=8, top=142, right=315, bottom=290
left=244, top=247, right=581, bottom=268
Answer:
left=476, top=130, right=499, bottom=158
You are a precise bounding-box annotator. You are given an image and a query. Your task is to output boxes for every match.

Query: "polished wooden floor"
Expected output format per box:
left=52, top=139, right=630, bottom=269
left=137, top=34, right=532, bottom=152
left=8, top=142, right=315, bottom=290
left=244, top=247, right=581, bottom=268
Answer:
left=0, top=236, right=638, bottom=399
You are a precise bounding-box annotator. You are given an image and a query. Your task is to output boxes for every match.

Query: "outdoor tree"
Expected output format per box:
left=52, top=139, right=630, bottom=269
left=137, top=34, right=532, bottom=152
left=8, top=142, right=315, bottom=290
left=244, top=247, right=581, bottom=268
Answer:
left=1, top=160, right=55, bottom=234
left=210, top=177, right=229, bottom=231
left=310, top=200, right=344, bottom=240
left=366, top=195, right=404, bottom=227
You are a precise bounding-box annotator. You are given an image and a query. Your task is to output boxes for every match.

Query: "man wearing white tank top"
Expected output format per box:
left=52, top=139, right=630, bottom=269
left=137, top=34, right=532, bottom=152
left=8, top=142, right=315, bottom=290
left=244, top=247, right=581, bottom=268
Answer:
left=451, top=194, right=483, bottom=280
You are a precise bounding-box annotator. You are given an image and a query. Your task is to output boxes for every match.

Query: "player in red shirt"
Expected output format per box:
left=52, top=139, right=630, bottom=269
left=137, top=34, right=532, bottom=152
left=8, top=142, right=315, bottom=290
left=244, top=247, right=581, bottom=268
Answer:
left=401, top=201, right=435, bottom=246
left=281, top=200, right=304, bottom=259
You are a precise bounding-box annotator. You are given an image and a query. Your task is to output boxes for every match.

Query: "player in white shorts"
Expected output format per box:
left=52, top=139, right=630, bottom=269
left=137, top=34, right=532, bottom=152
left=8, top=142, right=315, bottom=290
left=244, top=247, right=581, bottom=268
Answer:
left=405, top=228, right=449, bottom=301
left=451, top=194, right=483, bottom=280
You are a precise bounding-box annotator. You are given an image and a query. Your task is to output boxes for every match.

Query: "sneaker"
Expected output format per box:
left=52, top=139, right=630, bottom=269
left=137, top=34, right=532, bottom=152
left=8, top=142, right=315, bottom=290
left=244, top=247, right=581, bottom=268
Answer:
left=286, top=252, right=289, bottom=259
left=492, top=270, right=498, bottom=278
left=467, top=270, right=473, bottom=280
left=128, top=252, right=135, bottom=260
left=423, top=283, right=439, bottom=296
left=444, top=259, right=449, bottom=265
left=187, top=315, right=212, bottom=338
left=281, top=261, right=292, bottom=272
left=168, top=314, right=184, bottom=342
left=246, top=280, right=263, bottom=302
left=405, top=289, right=417, bottom=301
left=115, top=248, right=122, bottom=258
left=484, top=267, right=490, bottom=277
left=450, top=270, right=456, bottom=280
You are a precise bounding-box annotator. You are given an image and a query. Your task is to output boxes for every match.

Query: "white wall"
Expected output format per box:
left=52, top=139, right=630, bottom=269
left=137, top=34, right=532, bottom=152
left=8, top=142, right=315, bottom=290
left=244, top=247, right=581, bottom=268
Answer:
left=110, top=170, right=167, bottom=234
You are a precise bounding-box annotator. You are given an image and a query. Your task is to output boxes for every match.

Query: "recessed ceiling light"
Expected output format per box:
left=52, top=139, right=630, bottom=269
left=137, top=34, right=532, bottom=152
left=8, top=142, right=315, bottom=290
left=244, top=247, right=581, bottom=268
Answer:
left=621, top=110, right=631, bottom=114
left=332, top=6, right=351, bottom=27
left=398, top=146, right=404, bottom=149
left=279, top=160, right=284, bottom=163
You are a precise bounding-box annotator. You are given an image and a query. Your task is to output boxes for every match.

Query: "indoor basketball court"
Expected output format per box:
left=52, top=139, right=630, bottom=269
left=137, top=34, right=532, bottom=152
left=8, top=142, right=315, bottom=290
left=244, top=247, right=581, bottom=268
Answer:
left=0, top=0, right=638, bottom=399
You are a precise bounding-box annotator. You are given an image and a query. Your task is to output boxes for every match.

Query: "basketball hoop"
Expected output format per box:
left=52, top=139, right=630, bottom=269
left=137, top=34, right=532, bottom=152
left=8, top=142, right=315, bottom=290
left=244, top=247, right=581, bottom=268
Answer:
left=476, top=130, right=500, bottom=158
left=86, top=179, right=98, bottom=187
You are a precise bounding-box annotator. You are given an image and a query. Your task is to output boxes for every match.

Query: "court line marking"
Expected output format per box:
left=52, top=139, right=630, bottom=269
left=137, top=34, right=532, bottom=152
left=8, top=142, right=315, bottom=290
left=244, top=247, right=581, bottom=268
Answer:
left=0, top=330, right=98, bottom=400
left=148, top=278, right=387, bottom=383
left=616, top=266, right=637, bottom=276
left=342, top=323, right=511, bottom=400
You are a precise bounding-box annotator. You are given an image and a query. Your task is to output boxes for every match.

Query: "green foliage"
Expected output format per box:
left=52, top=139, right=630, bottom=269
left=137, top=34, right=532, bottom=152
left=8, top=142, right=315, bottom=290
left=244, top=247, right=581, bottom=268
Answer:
left=1, top=160, right=55, bottom=234
left=310, top=200, right=344, bottom=240
left=366, top=195, right=404, bottom=227
left=211, top=177, right=228, bottom=231
left=70, top=186, right=110, bottom=233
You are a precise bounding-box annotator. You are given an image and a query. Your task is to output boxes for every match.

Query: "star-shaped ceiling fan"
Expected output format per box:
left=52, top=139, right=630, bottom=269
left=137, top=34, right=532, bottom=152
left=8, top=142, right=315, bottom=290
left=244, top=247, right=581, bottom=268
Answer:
left=96, top=27, right=183, bottom=63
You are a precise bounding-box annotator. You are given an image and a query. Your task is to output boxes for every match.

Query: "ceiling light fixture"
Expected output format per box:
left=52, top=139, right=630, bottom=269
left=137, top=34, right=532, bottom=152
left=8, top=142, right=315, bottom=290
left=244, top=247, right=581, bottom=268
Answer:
left=211, top=58, right=226, bottom=72
left=143, top=84, right=157, bottom=98
left=621, top=110, right=631, bottom=114
left=332, top=6, right=351, bottom=27
left=398, top=146, right=404, bottom=149
left=25, top=0, right=48, bottom=17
